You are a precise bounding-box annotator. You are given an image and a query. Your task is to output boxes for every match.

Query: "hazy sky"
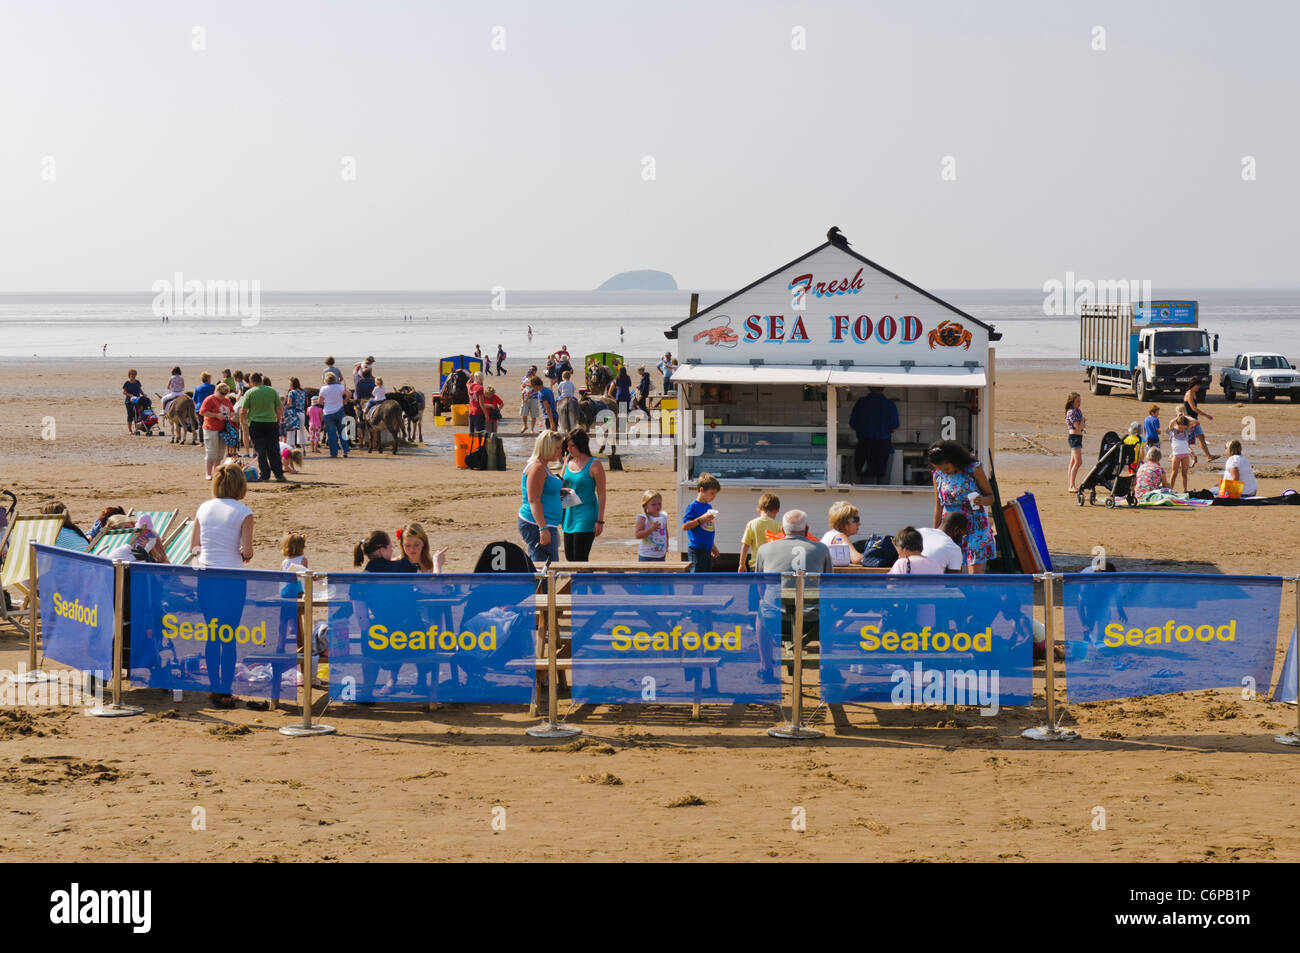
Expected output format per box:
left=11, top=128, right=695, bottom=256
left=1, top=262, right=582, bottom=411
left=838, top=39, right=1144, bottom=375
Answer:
left=3, top=0, right=1296, bottom=292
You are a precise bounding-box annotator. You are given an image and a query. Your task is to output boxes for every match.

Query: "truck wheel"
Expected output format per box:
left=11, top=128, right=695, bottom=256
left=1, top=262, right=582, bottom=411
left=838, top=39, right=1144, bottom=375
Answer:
left=1136, top=375, right=1149, bottom=402
left=1089, top=368, right=1110, bottom=397
left=1292, top=390, right=1300, bottom=404
left=1223, top=381, right=1234, bottom=401
left=1247, top=382, right=1257, bottom=403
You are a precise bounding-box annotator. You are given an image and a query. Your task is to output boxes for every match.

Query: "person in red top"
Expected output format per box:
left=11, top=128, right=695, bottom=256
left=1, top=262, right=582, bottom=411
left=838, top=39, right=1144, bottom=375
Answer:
left=483, top=385, right=504, bottom=434
left=199, top=382, right=236, bottom=480
left=467, top=371, right=486, bottom=435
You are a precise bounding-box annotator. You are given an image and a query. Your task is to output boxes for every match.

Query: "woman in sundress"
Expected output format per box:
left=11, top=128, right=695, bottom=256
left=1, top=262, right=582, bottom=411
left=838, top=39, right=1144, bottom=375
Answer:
left=928, top=440, right=996, bottom=573
left=283, top=377, right=307, bottom=448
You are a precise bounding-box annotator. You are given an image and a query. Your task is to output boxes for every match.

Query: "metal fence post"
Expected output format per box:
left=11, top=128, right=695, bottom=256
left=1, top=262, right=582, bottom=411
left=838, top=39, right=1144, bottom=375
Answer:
left=87, top=559, right=141, bottom=717
left=770, top=571, right=823, bottom=740
left=281, top=568, right=334, bottom=736
left=528, top=568, right=580, bottom=738
left=1274, top=576, right=1300, bottom=746
left=1022, top=572, right=1077, bottom=742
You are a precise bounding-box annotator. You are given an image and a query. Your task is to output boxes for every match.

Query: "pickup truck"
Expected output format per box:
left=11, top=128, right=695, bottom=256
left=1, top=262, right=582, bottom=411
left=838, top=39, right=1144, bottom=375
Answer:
left=1219, top=353, right=1300, bottom=402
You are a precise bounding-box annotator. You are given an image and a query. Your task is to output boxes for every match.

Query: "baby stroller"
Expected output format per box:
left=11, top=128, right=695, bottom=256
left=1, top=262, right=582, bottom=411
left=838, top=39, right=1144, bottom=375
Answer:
left=1077, top=431, right=1139, bottom=508
left=130, top=394, right=160, bottom=435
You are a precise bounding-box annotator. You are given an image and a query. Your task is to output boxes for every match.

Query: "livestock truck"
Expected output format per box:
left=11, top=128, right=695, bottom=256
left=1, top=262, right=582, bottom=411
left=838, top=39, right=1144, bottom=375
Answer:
left=1079, top=301, right=1218, bottom=401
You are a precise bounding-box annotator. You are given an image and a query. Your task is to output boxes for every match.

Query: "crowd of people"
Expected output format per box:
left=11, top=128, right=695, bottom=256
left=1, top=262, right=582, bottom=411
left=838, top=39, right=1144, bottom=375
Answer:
left=514, top=431, right=996, bottom=573
left=1066, top=377, right=1257, bottom=499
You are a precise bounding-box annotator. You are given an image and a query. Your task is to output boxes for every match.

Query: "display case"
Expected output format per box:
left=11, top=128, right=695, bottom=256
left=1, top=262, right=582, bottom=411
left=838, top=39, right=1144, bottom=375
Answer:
left=689, top=426, right=827, bottom=483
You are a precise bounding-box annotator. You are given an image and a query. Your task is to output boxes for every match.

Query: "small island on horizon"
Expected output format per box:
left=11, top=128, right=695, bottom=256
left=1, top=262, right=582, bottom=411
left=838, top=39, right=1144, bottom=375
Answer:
left=596, top=269, right=677, bottom=291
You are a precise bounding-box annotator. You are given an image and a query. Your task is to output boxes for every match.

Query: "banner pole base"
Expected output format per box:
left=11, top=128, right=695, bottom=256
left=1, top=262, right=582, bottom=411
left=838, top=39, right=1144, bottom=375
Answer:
left=526, top=721, right=581, bottom=739
left=9, top=669, right=53, bottom=685
left=1021, top=725, right=1079, bottom=742
left=279, top=723, right=336, bottom=737
left=86, top=704, right=143, bottom=718
left=768, top=722, right=825, bottom=740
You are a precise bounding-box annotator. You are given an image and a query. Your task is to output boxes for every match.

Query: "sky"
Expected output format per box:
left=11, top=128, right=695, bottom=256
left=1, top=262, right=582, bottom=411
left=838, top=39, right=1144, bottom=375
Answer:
left=2, top=0, right=1297, bottom=292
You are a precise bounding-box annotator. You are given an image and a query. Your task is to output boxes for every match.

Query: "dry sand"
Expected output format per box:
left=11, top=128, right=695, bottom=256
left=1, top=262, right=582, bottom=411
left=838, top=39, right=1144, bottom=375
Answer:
left=2, top=359, right=1299, bottom=862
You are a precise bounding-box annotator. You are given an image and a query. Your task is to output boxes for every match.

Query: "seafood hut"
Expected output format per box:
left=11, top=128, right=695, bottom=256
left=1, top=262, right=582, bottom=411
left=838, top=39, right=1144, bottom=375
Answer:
left=665, top=229, right=999, bottom=566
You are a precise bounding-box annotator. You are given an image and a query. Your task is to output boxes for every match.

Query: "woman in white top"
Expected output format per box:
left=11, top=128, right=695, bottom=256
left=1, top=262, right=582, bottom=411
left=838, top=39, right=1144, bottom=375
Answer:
left=820, top=501, right=863, bottom=567
left=319, top=372, right=350, bottom=458
left=161, top=366, right=186, bottom=413
left=188, top=461, right=254, bottom=709
left=1221, top=439, right=1258, bottom=497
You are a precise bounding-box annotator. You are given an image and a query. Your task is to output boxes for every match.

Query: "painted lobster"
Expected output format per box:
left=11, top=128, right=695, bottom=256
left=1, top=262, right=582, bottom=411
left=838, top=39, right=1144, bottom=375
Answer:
left=694, top=319, right=738, bottom=347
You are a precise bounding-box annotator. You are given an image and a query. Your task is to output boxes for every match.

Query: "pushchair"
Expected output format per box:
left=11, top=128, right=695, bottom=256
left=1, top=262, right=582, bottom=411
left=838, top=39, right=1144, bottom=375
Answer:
left=1077, top=431, right=1139, bottom=508
left=130, top=394, right=160, bottom=435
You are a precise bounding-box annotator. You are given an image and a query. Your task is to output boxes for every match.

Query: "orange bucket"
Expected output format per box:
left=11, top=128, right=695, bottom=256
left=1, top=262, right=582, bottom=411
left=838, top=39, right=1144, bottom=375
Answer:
left=1218, top=479, right=1243, bottom=499
left=453, top=433, right=476, bottom=469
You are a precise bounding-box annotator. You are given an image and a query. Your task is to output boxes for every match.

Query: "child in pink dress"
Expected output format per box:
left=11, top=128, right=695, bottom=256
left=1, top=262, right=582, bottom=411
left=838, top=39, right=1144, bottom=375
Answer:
left=306, top=397, right=324, bottom=453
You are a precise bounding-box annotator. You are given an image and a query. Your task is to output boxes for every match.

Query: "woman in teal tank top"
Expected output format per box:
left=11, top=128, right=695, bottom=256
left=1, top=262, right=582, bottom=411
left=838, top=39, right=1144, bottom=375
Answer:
left=560, top=428, right=607, bottom=562
left=518, top=431, right=565, bottom=563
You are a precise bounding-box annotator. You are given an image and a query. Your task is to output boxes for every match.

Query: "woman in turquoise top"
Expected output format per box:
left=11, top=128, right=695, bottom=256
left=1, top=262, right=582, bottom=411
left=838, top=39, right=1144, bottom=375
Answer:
left=560, top=428, right=607, bottom=562
left=518, top=431, right=565, bottom=564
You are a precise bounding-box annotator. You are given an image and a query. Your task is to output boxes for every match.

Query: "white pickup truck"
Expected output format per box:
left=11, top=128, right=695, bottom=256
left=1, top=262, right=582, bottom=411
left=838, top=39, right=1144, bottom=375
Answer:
left=1219, top=352, right=1300, bottom=402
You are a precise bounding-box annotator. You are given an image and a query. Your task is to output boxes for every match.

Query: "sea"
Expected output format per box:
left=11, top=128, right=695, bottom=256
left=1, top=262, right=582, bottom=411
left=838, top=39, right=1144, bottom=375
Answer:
left=0, top=288, right=1297, bottom=366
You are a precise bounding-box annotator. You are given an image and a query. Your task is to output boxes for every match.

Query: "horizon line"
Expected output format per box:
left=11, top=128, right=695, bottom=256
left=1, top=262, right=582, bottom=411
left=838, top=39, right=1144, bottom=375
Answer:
left=2, top=284, right=1300, bottom=296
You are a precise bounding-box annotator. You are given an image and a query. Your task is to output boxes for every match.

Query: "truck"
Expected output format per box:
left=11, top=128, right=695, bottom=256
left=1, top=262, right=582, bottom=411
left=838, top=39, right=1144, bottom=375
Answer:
left=1080, top=300, right=1217, bottom=401
left=1219, top=352, right=1300, bottom=403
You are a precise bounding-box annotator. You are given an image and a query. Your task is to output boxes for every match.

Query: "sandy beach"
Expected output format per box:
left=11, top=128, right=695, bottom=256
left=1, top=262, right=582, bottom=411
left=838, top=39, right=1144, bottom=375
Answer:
left=2, top=357, right=1299, bottom=862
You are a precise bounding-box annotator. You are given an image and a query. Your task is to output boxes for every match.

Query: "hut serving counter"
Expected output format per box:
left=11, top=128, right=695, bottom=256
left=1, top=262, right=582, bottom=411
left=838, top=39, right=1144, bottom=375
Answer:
left=666, top=233, right=999, bottom=566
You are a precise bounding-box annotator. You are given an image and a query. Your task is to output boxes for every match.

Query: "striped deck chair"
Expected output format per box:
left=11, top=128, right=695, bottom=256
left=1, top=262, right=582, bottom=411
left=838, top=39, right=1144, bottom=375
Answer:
left=87, top=527, right=138, bottom=557
left=0, top=515, right=65, bottom=638
left=127, top=508, right=178, bottom=540
left=162, top=518, right=195, bottom=566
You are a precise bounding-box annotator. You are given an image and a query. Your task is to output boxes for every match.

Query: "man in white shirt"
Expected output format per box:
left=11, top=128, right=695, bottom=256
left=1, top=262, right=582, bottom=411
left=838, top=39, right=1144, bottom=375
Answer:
left=919, top=512, right=969, bottom=573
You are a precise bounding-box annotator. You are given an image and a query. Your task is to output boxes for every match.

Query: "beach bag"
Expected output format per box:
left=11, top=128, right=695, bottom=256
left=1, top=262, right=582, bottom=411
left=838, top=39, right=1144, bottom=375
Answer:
left=220, top=421, right=240, bottom=447
left=489, top=406, right=502, bottom=420
left=465, top=435, right=488, bottom=470
left=861, top=535, right=899, bottom=568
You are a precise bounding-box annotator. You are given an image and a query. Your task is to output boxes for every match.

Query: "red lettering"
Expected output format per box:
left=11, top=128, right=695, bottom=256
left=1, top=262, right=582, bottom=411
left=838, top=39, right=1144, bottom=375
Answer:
left=831, top=315, right=850, bottom=341
left=744, top=315, right=763, bottom=342
left=902, top=315, right=922, bottom=343
left=789, top=315, right=809, bottom=342
left=766, top=314, right=784, bottom=341
left=850, top=268, right=864, bottom=292
left=876, top=315, right=897, bottom=342
left=853, top=315, right=872, bottom=342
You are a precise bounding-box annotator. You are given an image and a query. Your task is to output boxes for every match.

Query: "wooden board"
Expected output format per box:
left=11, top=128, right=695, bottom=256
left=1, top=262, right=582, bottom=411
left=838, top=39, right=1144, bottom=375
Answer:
left=1000, top=501, right=1037, bottom=574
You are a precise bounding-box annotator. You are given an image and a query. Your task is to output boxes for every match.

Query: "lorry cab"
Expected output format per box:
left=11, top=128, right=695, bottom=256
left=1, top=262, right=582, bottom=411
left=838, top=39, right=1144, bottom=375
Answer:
left=1081, top=300, right=1215, bottom=400
left=1135, top=326, right=1216, bottom=397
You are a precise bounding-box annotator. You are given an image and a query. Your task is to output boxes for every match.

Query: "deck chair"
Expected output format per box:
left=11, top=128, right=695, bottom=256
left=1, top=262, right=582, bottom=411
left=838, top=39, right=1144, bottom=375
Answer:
left=87, top=527, right=138, bottom=557
left=127, top=508, right=178, bottom=540
left=0, top=515, right=66, bottom=638
left=162, top=518, right=195, bottom=567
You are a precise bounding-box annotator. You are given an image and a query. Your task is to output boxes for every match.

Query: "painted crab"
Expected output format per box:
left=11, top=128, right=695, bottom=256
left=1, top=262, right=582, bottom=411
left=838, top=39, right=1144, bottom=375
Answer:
left=928, top=319, right=971, bottom=350
left=694, top=319, right=738, bottom=347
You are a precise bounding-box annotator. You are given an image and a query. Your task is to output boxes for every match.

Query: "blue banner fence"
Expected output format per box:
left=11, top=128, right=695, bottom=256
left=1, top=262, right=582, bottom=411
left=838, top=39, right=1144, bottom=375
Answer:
left=19, top=546, right=1300, bottom=738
